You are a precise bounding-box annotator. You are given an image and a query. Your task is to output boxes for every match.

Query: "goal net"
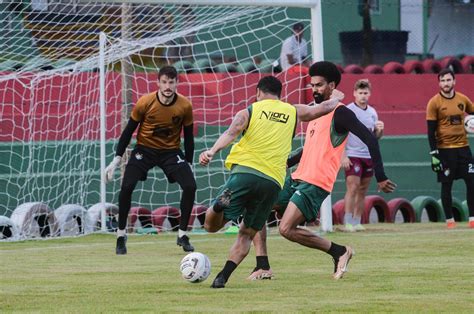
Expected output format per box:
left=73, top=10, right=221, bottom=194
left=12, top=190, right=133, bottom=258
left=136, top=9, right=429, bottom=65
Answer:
left=0, top=1, right=314, bottom=239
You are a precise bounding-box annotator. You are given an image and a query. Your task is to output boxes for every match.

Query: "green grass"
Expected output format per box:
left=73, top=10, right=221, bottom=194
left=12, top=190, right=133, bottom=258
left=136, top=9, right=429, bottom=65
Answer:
left=1, top=224, right=473, bottom=313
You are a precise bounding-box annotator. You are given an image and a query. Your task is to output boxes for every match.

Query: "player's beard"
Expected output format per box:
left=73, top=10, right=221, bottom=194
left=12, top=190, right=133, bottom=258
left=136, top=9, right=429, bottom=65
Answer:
left=442, top=85, right=453, bottom=94
left=313, top=91, right=325, bottom=104
left=160, top=90, right=175, bottom=99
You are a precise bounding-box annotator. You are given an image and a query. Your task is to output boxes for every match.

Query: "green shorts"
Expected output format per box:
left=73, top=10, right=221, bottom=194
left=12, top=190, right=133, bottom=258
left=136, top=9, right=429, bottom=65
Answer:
left=274, top=175, right=330, bottom=222
left=214, top=172, right=281, bottom=230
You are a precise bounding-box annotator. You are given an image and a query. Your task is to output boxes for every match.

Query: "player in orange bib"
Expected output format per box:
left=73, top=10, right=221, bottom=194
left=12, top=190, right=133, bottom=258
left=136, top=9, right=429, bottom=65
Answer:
left=248, top=62, right=396, bottom=281
left=104, top=66, right=197, bottom=254
left=426, top=68, right=474, bottom=229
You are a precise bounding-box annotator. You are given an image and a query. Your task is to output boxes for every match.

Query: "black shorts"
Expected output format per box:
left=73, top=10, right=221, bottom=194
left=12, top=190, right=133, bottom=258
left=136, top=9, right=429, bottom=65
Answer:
left=437, top=146, right=474, bottom=183
left=125, top=145, right=193, bottom=184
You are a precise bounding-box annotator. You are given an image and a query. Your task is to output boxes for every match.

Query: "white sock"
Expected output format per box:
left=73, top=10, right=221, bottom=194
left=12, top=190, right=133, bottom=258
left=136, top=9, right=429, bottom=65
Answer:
left=446, top=218, right=455, bottom=223
left=344, top=213, right=353, bottom=225
left=117, top=229, right=126, bottom=237
left=353, top=216, right=362, bottom=225
left=178, top=229, right=187, bottom=238
left=469, top=217, right=474, bottom=222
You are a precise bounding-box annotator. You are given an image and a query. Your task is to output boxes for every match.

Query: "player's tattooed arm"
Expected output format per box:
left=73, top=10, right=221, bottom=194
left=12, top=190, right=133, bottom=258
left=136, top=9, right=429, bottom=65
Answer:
left=226, top=110, right=249, bottom=137
left=199, top=109, right=249, bottom=166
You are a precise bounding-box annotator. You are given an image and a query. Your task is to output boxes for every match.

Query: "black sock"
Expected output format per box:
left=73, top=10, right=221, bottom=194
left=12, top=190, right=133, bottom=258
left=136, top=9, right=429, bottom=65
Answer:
left=256, top=256, right=270, bottom=270
left=217, top=260, right=237, bottom=282
left=327, top=242, right=346, bottom=260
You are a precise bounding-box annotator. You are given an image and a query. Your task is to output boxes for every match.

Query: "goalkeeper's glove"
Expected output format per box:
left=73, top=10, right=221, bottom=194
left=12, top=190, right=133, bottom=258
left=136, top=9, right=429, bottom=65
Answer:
left=104, top=156, right=121, bottom=183
left=430, top=150, right=443, bottom=173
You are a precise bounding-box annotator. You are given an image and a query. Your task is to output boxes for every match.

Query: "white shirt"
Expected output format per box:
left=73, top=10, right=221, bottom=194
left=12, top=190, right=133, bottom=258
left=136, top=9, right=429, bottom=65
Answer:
left=279, top=35, right=308, bottom=71
left=345, top=102, right=379, bottom=159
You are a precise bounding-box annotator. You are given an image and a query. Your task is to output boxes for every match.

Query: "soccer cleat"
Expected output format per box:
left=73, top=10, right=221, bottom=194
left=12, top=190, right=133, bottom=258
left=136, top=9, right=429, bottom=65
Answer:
left=468, top=220, right=474, bottom=229
left=446, top=221, right=456, bottom=229
left=213, top=188, right=232, bottom=213
left=116, top=235, right=127, bottom=255
left=333, top=246, right=354, bottom=280
left=210, top=274, right=226, bottom=288
left=353, top=224, right=366, bottom=232
left=247, top=268, right=274, bottom=280
left=344, top=223, right=355, bottom=232
left=177, top=235, right=195, bottom=252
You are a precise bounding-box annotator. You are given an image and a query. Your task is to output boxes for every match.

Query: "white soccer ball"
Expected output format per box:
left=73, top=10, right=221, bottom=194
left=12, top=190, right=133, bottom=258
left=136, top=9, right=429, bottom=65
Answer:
left=465, top=115, right=474, bottom=134
left=180, top=252, right=211, bottom=283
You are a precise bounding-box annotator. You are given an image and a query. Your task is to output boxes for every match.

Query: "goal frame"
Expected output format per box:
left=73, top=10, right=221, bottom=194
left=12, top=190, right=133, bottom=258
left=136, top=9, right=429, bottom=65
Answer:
left=93, top=0, right=332, bottom=232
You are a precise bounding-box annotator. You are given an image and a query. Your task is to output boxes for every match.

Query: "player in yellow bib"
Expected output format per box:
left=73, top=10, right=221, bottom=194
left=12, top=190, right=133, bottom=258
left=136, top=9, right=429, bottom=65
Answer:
left=199, top=75, right=344, bottom=288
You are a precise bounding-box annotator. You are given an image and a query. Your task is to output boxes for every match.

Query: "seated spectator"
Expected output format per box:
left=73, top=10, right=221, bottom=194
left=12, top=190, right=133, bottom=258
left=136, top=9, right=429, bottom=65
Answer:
left=279, top=22, right=310, bottom=71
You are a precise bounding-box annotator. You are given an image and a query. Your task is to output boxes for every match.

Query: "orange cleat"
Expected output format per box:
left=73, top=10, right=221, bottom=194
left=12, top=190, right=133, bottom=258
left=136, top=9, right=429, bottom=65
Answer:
left=468, top=220, right=474, bottom=229
left=446, top=221, right=456, bottom=229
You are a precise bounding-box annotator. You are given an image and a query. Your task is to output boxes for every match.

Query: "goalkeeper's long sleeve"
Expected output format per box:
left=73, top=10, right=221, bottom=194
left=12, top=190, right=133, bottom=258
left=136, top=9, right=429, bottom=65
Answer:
left=116, top=118, right=139, bottom=157
left=427, top=120, right=438, bottom=152
left=183, top=124, right=195, bottom=163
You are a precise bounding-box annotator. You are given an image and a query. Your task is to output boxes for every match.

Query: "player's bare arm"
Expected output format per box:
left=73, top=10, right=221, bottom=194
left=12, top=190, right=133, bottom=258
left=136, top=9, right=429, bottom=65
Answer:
left=199, top=109, right=249, bottom=166
left=374, top=120, right=384, bottom=139
left=340, top=151, right=352, bottom=171
left=294, top=89, right=344, bottom=122
left=287, top=54, right=296, bottom=65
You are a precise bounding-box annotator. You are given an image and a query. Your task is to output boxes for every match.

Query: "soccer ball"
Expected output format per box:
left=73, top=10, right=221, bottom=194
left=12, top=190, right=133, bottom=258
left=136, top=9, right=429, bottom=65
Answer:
left=180, top=252, right=211, bottom=283
left=465, top=115, right=474, bottom=134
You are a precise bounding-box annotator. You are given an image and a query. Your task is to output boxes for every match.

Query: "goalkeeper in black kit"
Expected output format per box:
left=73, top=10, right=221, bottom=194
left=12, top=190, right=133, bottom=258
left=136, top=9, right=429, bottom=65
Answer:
left=104, top=66, right=197, bottom=254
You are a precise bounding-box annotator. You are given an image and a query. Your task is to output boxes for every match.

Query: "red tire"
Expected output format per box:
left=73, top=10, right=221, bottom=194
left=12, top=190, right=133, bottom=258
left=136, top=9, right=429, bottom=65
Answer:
left=383, top=62, right=405, bottom=74
left=422, top=59, right=442, bottom=73
left=362, top=195, right=390, bottom=224
left=344, top=64, right=364, bottom=74
left=335, top=64, right=345, bottom=74
left=188, top=205, right=208, bottom=229
left=440, top=56, right=464, bottom=73
left=403, top=60, right=424, bottom=74
left=152, top=206, right=180, bottom=231
left=128, top=207, right=152, bottom=232
left=332, top=199, right=345, bottom=225
left=364, top=64, right=384, bottom=74
left=461, top=55, right=474, bottom=73
left=387, top=198, right=415, bottom=223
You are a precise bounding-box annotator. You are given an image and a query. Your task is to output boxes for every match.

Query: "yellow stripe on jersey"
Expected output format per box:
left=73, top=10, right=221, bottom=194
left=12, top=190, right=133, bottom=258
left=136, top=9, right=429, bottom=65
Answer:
left=225, top=99, right=297, bottom=188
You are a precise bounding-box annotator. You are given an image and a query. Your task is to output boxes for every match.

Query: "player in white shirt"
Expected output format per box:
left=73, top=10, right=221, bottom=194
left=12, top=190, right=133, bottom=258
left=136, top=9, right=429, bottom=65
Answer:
left=341, top=79, right=384, bottom=231
left=279, top=22, right=309, bottom=71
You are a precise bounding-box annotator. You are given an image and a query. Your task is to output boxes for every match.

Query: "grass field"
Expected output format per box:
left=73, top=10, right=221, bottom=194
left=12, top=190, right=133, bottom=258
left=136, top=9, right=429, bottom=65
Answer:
left=1, top=223, right=473, bottom=313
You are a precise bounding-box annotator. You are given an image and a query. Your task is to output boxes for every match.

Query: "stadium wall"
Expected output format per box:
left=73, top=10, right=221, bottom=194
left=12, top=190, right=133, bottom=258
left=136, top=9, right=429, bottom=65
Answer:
left=2, top=73, right=474, bottom=142
left=1, top=136, right=473, bottom=217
